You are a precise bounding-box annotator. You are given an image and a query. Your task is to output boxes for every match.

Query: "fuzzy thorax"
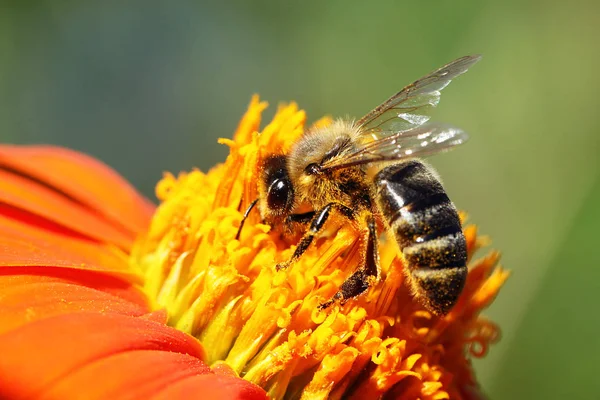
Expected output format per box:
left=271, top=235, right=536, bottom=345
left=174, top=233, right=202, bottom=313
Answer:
left=287, top=119, right=364, bottom=209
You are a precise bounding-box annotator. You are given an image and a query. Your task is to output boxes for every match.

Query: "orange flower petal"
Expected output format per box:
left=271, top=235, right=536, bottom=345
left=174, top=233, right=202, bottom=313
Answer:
left=150, top=374, right=268, bottom=400
left=0, top=210, right=137, bottom=280
left=0, top=267, right=147, bottom=309
left=41, top=351, right=211, bottom=400
left=0, top=271, right=149, bottom=334
left=0, top=169, right=135, bottom=249
left=0, top=312, right=205, bottom=399
left=0, top=145, right=154, bottom=237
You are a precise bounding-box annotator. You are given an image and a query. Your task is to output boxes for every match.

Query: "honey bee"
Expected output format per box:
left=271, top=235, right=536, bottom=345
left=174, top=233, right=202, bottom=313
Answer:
left=237, top=55, right=481, bottom=315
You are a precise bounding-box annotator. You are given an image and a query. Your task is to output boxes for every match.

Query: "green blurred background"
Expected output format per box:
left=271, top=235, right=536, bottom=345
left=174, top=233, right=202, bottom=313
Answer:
left=1, top=1, right=598, bottom=398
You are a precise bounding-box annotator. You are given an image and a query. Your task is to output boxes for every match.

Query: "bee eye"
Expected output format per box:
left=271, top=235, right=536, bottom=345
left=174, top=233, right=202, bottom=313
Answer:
left=267, top=178, right=291, bottom=211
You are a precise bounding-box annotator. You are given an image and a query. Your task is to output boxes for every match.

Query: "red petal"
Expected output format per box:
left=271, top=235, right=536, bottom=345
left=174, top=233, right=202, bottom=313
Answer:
left=0, top=203, right=149, bottom=333
left=211, top=361, right=239, bottom=378
left=0, top=145, right=154, bottom=237
left=151, top=374, right=268, bottom=400
left=41, top=351, right=211, bottom=400
left=0, top=169, right=134, bottom=249
left=0, top=269, right=146, bottom=306
left=140, top=309, right=169, bottom=324
left=0, top=272, right=149, bottom=334
left=0, top=313, right=205, bottom=399
left=0, top=212, right=137, bottom=278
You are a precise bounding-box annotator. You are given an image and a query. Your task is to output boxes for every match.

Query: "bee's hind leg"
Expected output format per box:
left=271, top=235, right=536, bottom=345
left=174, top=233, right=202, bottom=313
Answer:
left=276, top=203, right=354, bottom=271
left=318, top=215, right=379, bottom=310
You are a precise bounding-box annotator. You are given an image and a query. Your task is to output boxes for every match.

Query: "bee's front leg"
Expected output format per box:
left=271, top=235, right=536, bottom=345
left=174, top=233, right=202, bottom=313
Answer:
left=276, top=203, right=353, bottom=271
left=285, top=211, right=315, bottom=227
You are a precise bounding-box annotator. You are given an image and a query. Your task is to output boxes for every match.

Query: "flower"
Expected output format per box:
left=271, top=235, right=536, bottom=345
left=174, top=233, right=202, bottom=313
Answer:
left=0, top=96, right=508, bottom=400
left=133, top=96, right=509, bottom=399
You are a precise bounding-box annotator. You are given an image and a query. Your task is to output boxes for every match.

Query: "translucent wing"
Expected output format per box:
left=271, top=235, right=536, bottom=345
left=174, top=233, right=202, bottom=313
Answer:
left=357, top=55, right=481, bottom=134
left=320, top=123, right=468, bottom=170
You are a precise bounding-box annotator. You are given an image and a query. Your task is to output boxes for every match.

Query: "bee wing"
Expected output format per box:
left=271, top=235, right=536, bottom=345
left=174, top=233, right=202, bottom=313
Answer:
left=320, top=123, right=468, bottom=170
left=357, top=55, right=481, bottom=134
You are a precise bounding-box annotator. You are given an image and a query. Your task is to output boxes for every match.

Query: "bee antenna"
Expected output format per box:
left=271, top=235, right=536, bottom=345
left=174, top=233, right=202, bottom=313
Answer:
left=236, top=198, right=259, bottom=241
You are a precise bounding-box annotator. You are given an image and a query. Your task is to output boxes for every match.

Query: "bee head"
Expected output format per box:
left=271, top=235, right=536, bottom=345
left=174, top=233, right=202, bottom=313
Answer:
left=260, top=155, right=295, bottom=218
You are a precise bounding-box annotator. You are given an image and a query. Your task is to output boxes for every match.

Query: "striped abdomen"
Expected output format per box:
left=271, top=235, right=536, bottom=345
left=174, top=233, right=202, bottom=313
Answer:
left=374, top=160, right=467, bottom=315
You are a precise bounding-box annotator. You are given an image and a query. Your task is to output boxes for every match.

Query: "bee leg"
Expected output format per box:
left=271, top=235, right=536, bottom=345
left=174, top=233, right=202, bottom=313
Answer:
left=285, top=211, right=316, bottom=226
left=282, top=211, right=316, bottom=236
left=276, top=203, right=353, bottom=271
left=318, top=215, right=379, bottom=310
